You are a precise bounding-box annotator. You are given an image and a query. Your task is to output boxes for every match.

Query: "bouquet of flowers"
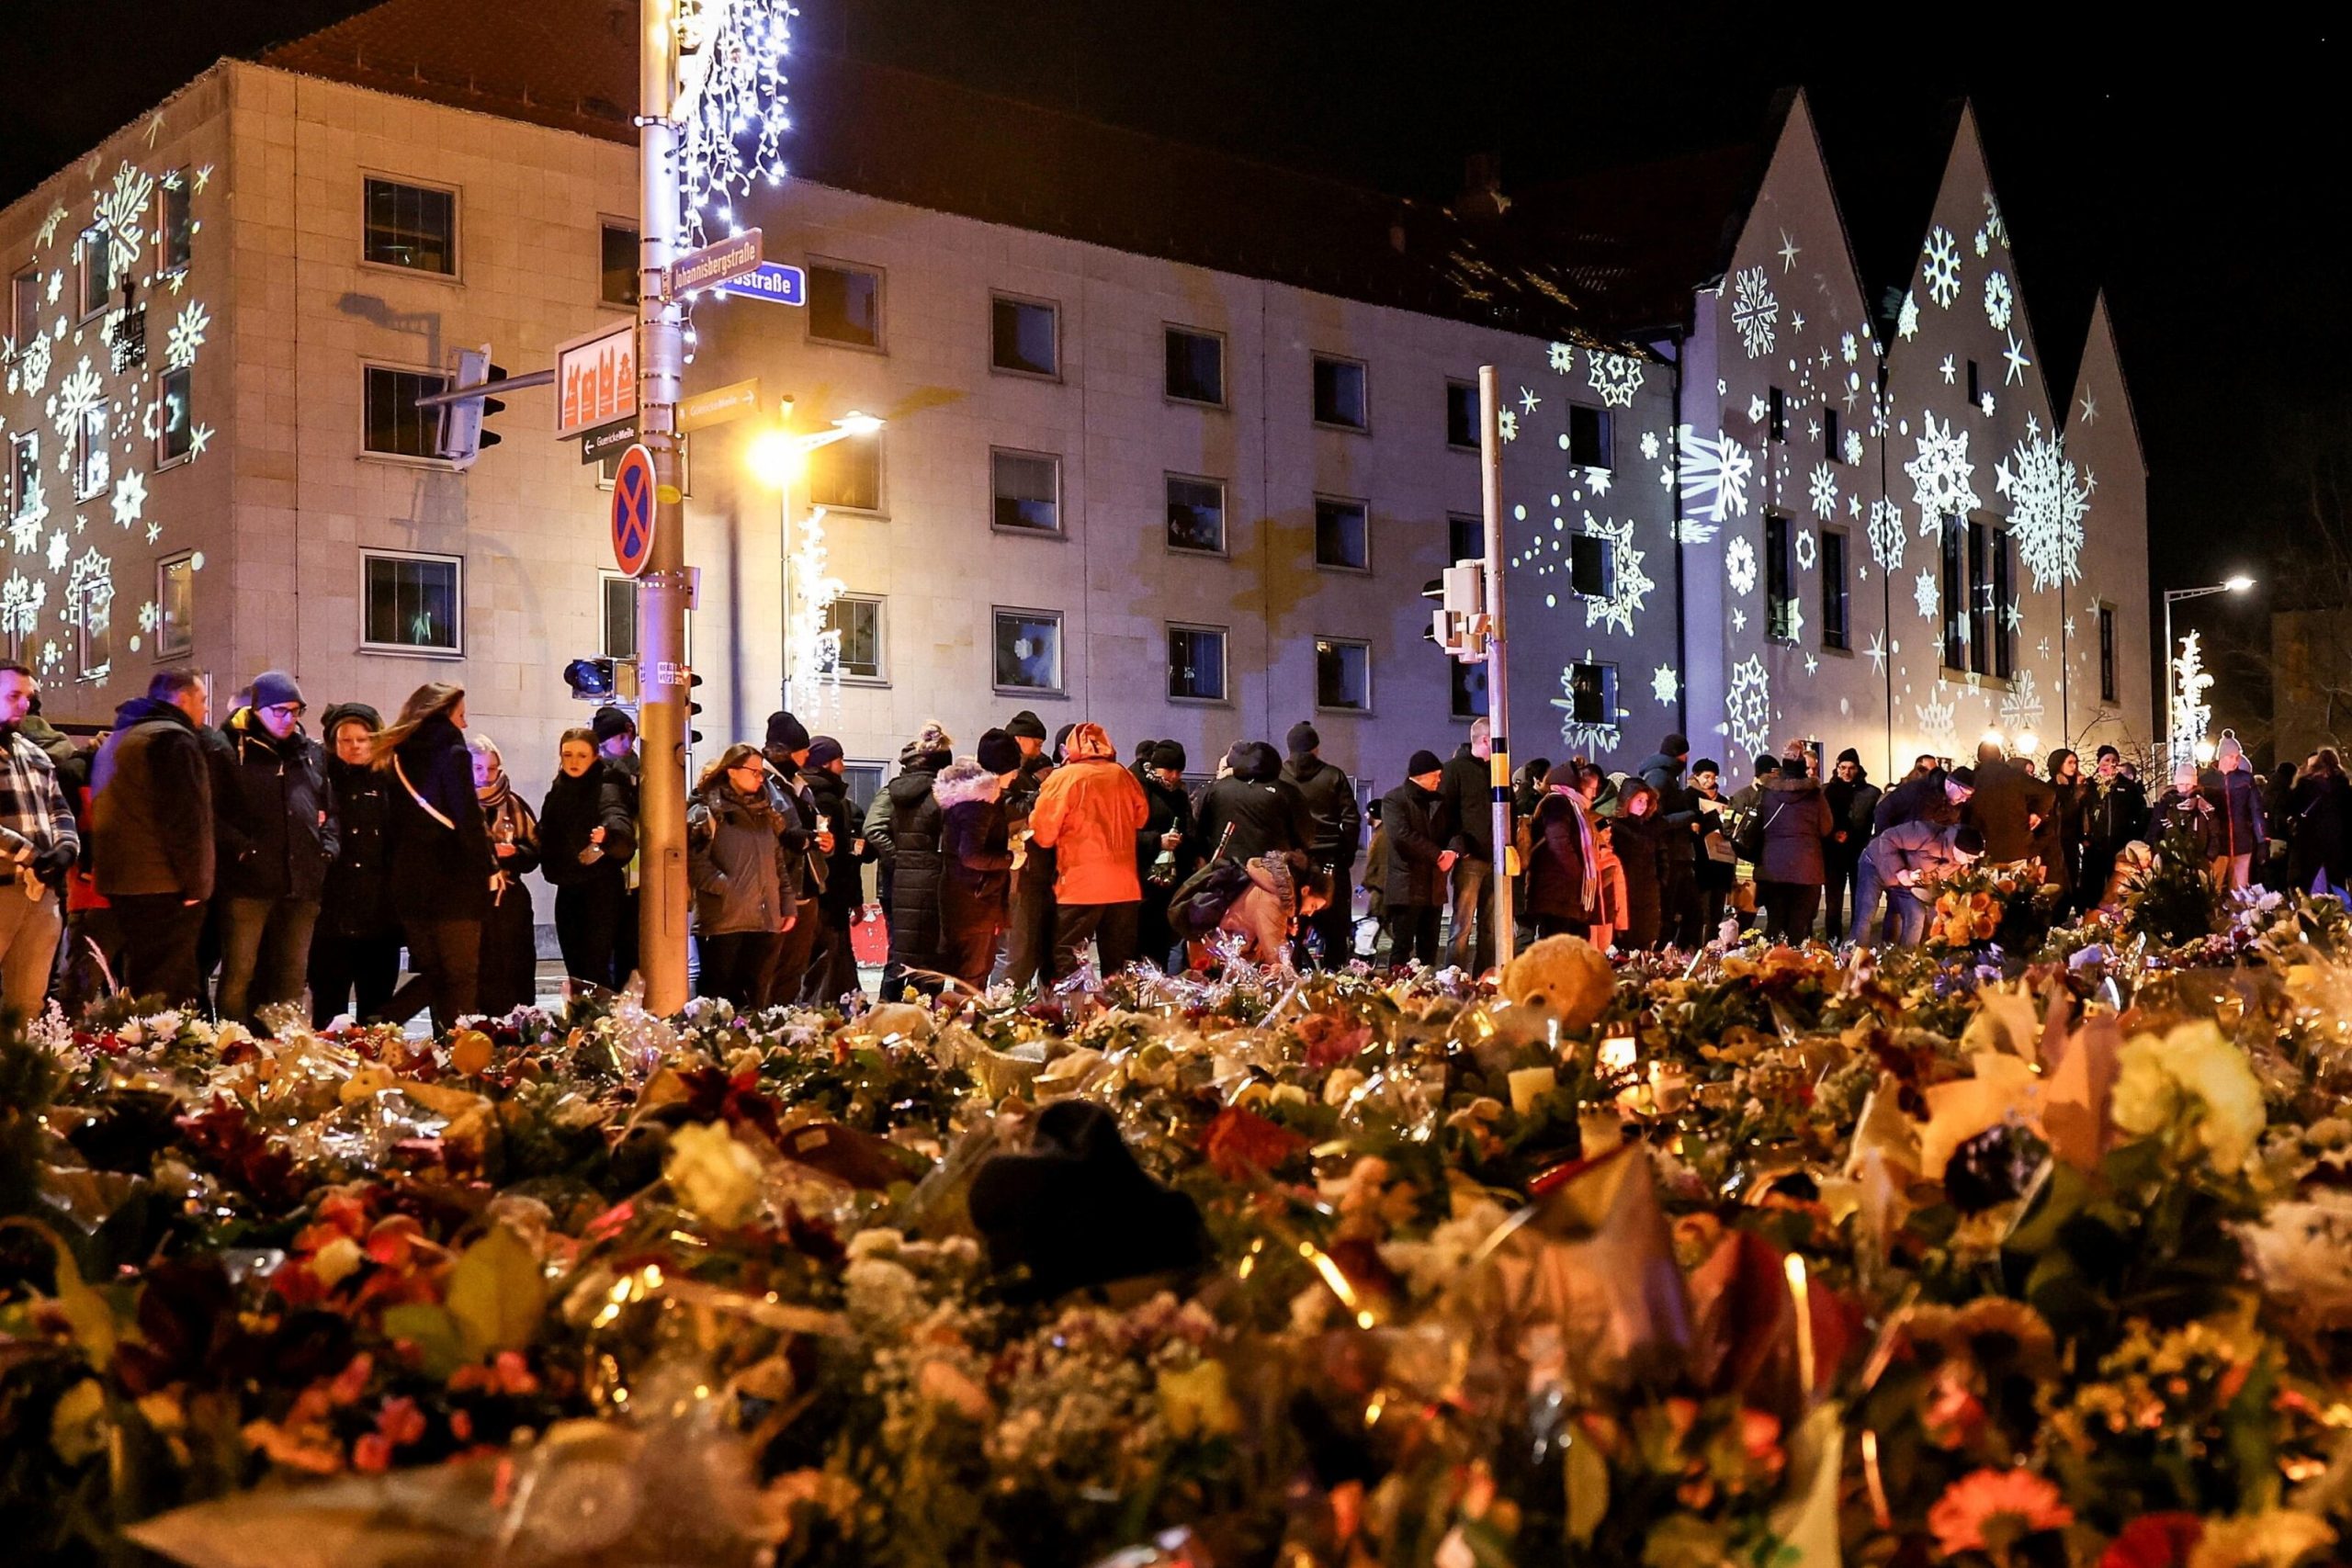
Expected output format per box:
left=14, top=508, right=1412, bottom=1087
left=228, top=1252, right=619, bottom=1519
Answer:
left=1922, top=859, right=2064, bottom=953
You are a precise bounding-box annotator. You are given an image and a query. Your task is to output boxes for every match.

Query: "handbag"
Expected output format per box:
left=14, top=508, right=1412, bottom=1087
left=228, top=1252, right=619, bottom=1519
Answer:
left=1733, top=798, right=1782, bottom=863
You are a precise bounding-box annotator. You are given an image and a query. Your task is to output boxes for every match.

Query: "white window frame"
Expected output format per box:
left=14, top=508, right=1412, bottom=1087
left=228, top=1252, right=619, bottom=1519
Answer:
left=805, top=256, right=886, bottom=353
left=1315, top=636, right=1374, bottom=715
left=154, top=365, right=194, bottom=470
left=358, top=547, right=465, bottom=658
left=1165, top=621, right=1230, bottom=705
left=360, top=362, right=454, bottom=467
left=73, top=404, right=108, bottom=502
left=991, top=605, right=1065, bottom=696
left=1164, top=473, right=1227, bottom=557
left=989, top=291, right=1060, bottom=380
left=74, top=571, right=114, bottom=683
left=157, top=174, right=194, bottom=277
left=989, top=446, right=1063, bottom=536
left=822, top=592, right=888, bottom=684
left=358, top=174, right=460, bottom=282
left=9, top=267, right=40, bottom=344
left=154, top=551, right=195, bottom=660
left=76, top=227, right=114, bottom=321
left=6, top=432, right=31, bottom=520
left=1310, top=353, right=1370, bottom=433
left=1312, top=493, right=1373, bottom=574
left=1163, top=323, right=1227, bottom=409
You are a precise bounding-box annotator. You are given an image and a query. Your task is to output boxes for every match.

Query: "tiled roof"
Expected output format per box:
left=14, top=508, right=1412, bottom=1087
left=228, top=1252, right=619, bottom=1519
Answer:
left=257, top=0, right=1622, bottom=347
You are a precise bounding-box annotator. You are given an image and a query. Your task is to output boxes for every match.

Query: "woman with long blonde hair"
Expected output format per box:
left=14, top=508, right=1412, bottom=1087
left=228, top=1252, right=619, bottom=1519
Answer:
left=376, top=682, right=495, bottom=1028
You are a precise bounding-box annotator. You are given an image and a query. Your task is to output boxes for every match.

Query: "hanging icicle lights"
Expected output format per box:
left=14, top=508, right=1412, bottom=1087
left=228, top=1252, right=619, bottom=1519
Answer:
left=674, top=0, right=796, bottom=246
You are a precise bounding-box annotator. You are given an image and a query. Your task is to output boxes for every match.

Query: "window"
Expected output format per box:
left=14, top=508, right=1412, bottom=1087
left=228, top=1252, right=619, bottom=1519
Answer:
left=1165, top=327, right=1224, bottom=405
left=808, top=429, right=880, bottom=512
left=808, top=262, right=881, bottom=347
left=73, top=405, right=108, bottom=501
left=1446, top=380, right=1479, bottom=449
left=157, top=366, right=193, bottom=465
left=1565, top=660, right=1616, bottom=725
left=1820, top=529, right=1849, bottom=650
left=154, top=553, right=194, bottom=659
left=75, top=573, right=112, bottom=681
left=600, top=223, right=639, bottom=306
left=1449, top=658, right=1488, bottom=720
left=600, top=572, right=639, bottom=660
left=363, top=367, right=449, bottom=459
left=11, top=269, right=40, bottom=342
left=1570, top=532, right=1611, bottom=599
left=1966, top=360, right=1981, bottom=406
left=1167, top=624, right=1227, bottom=703
left=1312, top=355, right=1367, bottom=429
left=159, top=177, right=193, bottom=275
left=1314, top=496, right=1370, bottom=571
left=2098, top=604, right=2119, bottom=703
left=842, top=762, right=886, bottom=819
left=1824, top=407, right=1841, bottom=463
left=990, top=296, right=1057, bottom=377
left=1166, top=476, right=1226, bottom=554
left=990, top=449, right=1060, bottom=534
left=10, top=434, right=36, bottom=518
left=992, top=607, right=1062, bottom=693
left=1765, top=513, right=1797, bottom=641
left=1768, top=387, right=1786, bottom=443
left=362, top=178, right=456, bottom=275
left=1940, top=519, right=1968, bottom=670
left=77, top=228, right=113, bottom=318
left=1569, top=404, right=1612, bottom=468
left=361, top=550, right=462, bottom=654
left=1316, top=637, right=1372, bottom=712
left=1448, top=513, right=1482, bottom=566
left=822, top=593, right=885, bottom=682
left=1939, top=517, right=2013, bottom=677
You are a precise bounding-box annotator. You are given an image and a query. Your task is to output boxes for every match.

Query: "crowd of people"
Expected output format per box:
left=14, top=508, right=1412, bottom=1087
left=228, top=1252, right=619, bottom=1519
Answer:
left=6, top=657, right=2347, bottom=1032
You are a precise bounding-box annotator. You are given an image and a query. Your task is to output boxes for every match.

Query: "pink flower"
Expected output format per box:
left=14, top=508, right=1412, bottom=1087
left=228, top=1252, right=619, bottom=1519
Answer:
left=1928, top=1467, right=2074, bottom=1556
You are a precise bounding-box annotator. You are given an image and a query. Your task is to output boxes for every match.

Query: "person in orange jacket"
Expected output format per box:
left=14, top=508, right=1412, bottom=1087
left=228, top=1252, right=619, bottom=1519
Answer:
left=1029, top=721, right=1149, bottom=977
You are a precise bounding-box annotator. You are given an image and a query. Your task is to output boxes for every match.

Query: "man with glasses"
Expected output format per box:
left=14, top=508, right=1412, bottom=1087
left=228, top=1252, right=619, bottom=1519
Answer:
left=212, top=671, right=336, bottom=1027
left=0, top=660, right=78, bottom=1019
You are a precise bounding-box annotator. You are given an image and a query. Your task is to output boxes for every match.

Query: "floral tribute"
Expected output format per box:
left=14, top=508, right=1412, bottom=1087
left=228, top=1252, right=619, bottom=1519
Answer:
left=10, top=894, right=2352, bottom=1568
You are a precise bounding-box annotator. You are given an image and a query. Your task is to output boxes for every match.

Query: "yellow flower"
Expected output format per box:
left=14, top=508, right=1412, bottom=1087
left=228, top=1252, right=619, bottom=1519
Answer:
left=2113, top=1021, right=2267, bottom=1173
left=1157, top=1359, right=1242, bottom=1438
left=662, top=1120, right=764, bottom=1228
left=2187, top=1509, right=2335, bottom=1568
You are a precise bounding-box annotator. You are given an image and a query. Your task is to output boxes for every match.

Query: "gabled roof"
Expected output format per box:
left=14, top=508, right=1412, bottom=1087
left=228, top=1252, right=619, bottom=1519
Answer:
left=1821, top=96, right=1968, bottom=321
left=256, top=0, right=1619, bottom=345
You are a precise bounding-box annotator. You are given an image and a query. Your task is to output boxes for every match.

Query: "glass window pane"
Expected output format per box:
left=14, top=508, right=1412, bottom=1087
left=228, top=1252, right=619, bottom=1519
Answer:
left=1448, top=513, right=1481, bottom=565
left=11, top=271, right=39, bottom=341
left=808, top=265, right=880, bottom=346
left=990, top=450, right=1059, bottom=532
left=1315, top=499, right=1368, bottom=570
left=993, top=610, right=1061, bottom=691
left=991, top=298, right=1057, bottom=376
left=1446, top=382, right=1477, bottom=449
left=1313, top=356, right=1365, bottom=427
left=363, top=554, right=460, bottom=651
left=79, top=229, right=111, bottom=316
left=1166, top=477, right=1225, bottom=553
left=156, top=555, right=194, bottom=657
left=1567, top=662, right=1614, bottom=724
left=362, top=179, right=455, bottom=275
left=1571, top=534, right=1610, bottom=598
left=1167, top=626, right=1226, bottom=702
left=1316, top=638, right=1370, bottom=710
left=159, top=367, right=192, bottom=462
left=1571, top=405, right=1612, bottom=468
left=601, top=224, right=639, bottom=306
left=602, top=574, right=638, bottom=660
left=1165, top=328, right=1223, bottom=404
left=808, top=430, right=880, bottom=511
left=822, top=596, right=883, bottom=680
left=364, top=367, right=448, bottom=458
left=1449, top=658, right=1488, bottom=719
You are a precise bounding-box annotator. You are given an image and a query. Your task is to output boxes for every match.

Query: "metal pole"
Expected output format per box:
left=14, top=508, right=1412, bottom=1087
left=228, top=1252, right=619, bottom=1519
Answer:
left=1478, top=365, right=1516, bottom=970
left=635, top=0, right=690, bottom=1012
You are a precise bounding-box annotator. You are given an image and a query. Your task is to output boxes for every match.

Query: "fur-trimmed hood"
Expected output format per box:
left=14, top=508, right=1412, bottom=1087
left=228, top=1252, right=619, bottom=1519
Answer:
left=933, top=759, right=1005, bottom=809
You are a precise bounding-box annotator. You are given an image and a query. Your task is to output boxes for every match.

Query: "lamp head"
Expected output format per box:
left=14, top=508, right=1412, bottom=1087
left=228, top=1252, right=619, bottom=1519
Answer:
left=746, top=427, right=807, bottom=489
left=2224, top=575, right=2255, bottom=592
left=834, top=412, right=883, bottom=435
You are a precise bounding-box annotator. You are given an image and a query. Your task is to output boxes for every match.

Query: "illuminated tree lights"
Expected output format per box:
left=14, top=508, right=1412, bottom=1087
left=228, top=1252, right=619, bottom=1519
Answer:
left=675, top=0, right=797, bottom=243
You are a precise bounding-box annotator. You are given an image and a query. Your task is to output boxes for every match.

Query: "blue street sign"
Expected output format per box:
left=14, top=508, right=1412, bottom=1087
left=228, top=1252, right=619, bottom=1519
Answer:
left=713, top=262, right=807, bottom=307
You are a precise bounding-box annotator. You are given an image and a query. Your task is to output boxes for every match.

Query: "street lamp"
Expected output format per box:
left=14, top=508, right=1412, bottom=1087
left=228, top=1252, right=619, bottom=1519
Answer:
left=747, top=411, right=884, bottom=706
left=2163, top=575, right=2256, bottom=761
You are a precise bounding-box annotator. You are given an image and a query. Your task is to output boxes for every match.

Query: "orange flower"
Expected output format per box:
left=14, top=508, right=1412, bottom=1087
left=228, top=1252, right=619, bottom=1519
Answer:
left=1928, top=1467, right=2073, bottom=1556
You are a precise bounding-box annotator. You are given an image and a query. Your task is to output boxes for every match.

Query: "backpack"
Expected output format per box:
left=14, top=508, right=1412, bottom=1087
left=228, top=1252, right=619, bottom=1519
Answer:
left=1167, top=860, right=1257, bottom=939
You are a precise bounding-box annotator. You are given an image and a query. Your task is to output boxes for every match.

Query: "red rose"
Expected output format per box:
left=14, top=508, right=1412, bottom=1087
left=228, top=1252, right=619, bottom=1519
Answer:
left=2099, top=1513, right=2204, bottom=1568
left=1200, top=1105, right=1309, bottom=1181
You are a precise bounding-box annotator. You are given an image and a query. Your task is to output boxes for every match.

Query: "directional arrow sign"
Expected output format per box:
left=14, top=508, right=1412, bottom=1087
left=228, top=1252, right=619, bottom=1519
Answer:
left=667, top=228, right=763, bottom=298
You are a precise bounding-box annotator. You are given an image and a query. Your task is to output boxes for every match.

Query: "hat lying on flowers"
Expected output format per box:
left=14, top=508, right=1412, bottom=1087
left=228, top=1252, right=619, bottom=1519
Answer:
left=968, top=1100, right=1206, bottom=1299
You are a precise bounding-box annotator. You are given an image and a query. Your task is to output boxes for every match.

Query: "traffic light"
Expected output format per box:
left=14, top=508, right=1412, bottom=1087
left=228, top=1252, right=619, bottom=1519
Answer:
left=687, top=671, right=705, bottom=747
left=1421, top=561, right=1486, bottom=661
left=437, top=344, right=507, bottom=469
left=563, top=658, right=616, bottom=700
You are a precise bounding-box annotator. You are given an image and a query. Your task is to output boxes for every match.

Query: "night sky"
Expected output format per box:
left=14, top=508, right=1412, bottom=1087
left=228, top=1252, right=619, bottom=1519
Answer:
left=6, top=2, right=2338, bottom=754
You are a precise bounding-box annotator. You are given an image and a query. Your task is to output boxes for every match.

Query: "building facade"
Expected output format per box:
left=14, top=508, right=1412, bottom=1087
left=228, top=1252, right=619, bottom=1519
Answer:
left=0, top=6, right=2148, bottom=829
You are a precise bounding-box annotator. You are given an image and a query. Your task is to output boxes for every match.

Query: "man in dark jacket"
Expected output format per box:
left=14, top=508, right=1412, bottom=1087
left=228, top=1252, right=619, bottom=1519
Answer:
left=1193, top=740, right=1312, bottom=865
left=1279, top=723, right=1363, bottom=968
left=1379, top=751, right=1453, bottom=966
left=1872, top=755, right=1942, bottom=831
left=998, top=710, right=1057, bottom=987
left=1438, top=716, right=1496, bottom=974
left=760, top=710, right=828, bottom=1008
left=1962, top=740, right=2054, bottom=865
left=592, top=704, right=641, bottom=984
left=2202, top=736, right=2267, bottom=890
left=213, top=671, right=337, bottom=1026
left=2081, top=745, right=2149, bottom=908
left=1637, top=733, right=1701, bottom=946
left=1820, top=749, right=1883, bottom=942
left=797, top=737, right=869, bottom=1005
left=90, top=668, right=216, bottom=1008
left=878, top=722, right=954, bottom=990
left=1136, top=739, right=1196, bottom=970
left=310, top=703, right=401, bottom=1025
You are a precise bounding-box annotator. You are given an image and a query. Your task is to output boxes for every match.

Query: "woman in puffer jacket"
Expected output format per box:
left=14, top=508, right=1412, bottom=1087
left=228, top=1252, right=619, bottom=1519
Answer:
left=936, top=744, right=1019, bottom=992
left=686, top=744, right=795, bottom=1010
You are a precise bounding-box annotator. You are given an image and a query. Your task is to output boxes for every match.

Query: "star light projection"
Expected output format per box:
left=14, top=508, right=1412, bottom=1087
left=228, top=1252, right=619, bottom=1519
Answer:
left=0, top=147, right=215, bottom=680
left=1724, top=656, right=1771, bottom=759
left=1730, top=266, right=1779, bottom=358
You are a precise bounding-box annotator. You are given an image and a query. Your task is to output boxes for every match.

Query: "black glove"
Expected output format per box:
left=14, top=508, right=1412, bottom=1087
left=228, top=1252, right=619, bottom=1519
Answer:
left=32, top=843, right=75, bottom=879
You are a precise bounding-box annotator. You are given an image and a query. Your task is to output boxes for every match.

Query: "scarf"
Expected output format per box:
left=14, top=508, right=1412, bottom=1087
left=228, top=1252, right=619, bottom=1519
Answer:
left=476, top=759, right=536, bottom=897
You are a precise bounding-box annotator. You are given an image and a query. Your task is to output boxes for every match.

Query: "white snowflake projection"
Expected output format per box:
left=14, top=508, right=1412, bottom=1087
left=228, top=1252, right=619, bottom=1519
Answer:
left=1999, top=668, right=2045, bottom=737
left=1730, top=265, right=1779, bottom=359
left=164, top=301, right=209, bottom=369
left=2001, top=332, right=2032, bottom=386
left=1795, top=528, right=1817, bottom=570
left=1746, top=393, right=1768, bottom=425
left=1548, top=342, right=1575, bottom=375
left=1983, top=190, right=2010, bottom=249
left=1675, top=424, right=1753, bottom=523
left=2170, top=632, right=2214, bottom=767
left=1725, top=535, right=1758, bottom=597
left=1864, top=628, right=1888, bottom=674
left=1638, top=430, right=1660, bottom=460
left=1897, top=291, right=1921, bottom=341
left=108, top=467, right=145, bottom=529
left=1913, top=568, right=1939, bottom=623
left=1497, top=408, right=1518, bottom=443
left=33, top=203, right=67, bottom=249
left=2078, top=395, right=2099, bottom=427
left=1974, top=230, right=1989, bottom=258
left=1867, top=498, right=1905, bottom=571
left=49, top=358, right=104, bottom=443
left=1730, top=606, right=1747, bottom=632
left=45, top=533, right=67, bottom=573
left=1777, top=229, right=1801, bottom=271
left=1983, top=270, right=2014, bottom=332
left=1939, top=355, right=1958, bottom=385
left=1979, top=391, right=1996, bottom=417
left=1651, top=664, right=1679, bottom=707
left=62, top=547, right=112, bottom=627
left=16, top=332, right=52, bottom=397
left=1922, top=225, right=1962, bottom=308
left=1917, top=691, right=1957, bottom=745
left=1676, top=519, right=1720, bottom=547
left=1905, top=412, right=1982, bottom=521
left=1586, top=350, right=1645, bottom=409
left=189, top=423, right=213, bottom=456
left=0, top=572, right=43, bottom=640
left=93, top=162, right=154, bottom=275
left=1552, top=662, right=1622, bottom=757
left=9, top=477, right=47, bottom=551
left=1783, top=596, right=1805, bottom=643
left=1724, top=656, right=1772, bottom=760
left=1840, top=331, right=1859, bottom=366
left=1585, top=467, right=1612, bottom=495
left=1807, top=460, right=1838, bottom=520
left=1804, top=653, right=1819, bottom=676
left=1842, top=427, right=1863, bottom=467
left=1580, top=513, right=1652, bottom=635
left=2002, top=430, right=2092, bottom=590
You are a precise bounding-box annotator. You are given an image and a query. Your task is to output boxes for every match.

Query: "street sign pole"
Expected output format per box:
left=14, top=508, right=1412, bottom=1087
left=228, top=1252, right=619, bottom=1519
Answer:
left=634, top=0, right=690, bottom=1014
left=1479, top=365, right=1517, bottom=972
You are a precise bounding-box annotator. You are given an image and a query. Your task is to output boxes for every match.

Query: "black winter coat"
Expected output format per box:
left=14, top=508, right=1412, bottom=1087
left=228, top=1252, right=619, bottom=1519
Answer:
left=1439, top=745, right=1494, bottom=860
left=90, top=696, right=215, bottom=900
left=538, top=763, right=637, bottom=895
left=1194, top=743, right=1311, bottom=864
left=1876, top=773, right=1958, bottom=833
left=1281, top=754, right=1363, bottom=868
left=803, top=766, right=869, bottom=916
left=1378, top=781, right=1447, bottom=908
left=384, top=714, right=495, bottom=921
left=1137, top=774, right=1198, bottom=885
left=1611, top=810, right=1670, bottom=948
left=940, top=796, right=1014, bottom=932
left=1523, top=793, right=1594, bottom=921
left=1754, top=775, right=1835, bottom=886
left=1964, top=759, right=2055, bottom=864
left=881, top=749, right=952, bottom=970
left=2287, top=772, right=2352, bottom=892
left=2152, top=787, right=2221, bottom=860
left=2083, top=775, right=2150, bottom=850
left=321, top=756, right=399, bottom=939
left=215, top=709, right=338, bottom=903
left=1822, top=774, right=1882, bottom=864
left=479, top=797, right=543, bottom=1014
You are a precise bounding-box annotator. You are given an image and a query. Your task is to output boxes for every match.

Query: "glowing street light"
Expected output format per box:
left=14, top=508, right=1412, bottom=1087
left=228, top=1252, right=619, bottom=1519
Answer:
left=744, top=410, right=886, bottom=712
left=2163, top=574, right=2256, bottom=765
